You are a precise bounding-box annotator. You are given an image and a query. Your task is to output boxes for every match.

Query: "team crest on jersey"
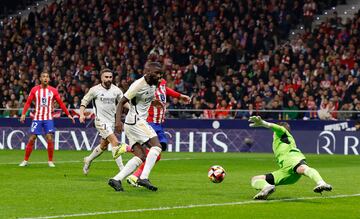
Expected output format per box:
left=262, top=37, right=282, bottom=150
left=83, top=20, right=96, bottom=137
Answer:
left=41, top=97, right=48, bottom=106
left=159, top=94, right=165, bottom=102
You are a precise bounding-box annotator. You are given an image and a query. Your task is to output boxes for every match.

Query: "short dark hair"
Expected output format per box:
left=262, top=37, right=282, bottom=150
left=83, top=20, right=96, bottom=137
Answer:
left=278, top=122, right=291, bottom=131
left=100, top=68, right=113, bottom=75
left=144, top=61, right=162, bottom=70
left=40, top=71, right=49, bottom=76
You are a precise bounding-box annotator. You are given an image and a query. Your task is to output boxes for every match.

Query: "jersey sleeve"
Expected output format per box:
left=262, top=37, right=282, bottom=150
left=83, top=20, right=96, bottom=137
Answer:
left=22, top=87, right=36, bottom=115
left=124, top=77, right=146, bottom=100
left=81, top=87, right=95, bottom=107
left=271, top=123, right=287, bottom=137
left=166, top=87, right=181, bottom=98
left=53, top=89, right=70, bottom=116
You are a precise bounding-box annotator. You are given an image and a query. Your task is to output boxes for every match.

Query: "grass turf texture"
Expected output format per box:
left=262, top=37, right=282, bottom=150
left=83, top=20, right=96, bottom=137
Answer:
left=0, top=150, right=359, bottom=219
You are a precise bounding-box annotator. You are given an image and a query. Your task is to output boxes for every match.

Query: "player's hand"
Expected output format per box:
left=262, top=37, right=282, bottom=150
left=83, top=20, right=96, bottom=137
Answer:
left=248, top=116, right=264, bottom=127
left=79, top=114, right=86, bottom=123
left=20, top=114, right=26, bottom=123
left=151, top=99, right=163, bottom=108
left=68, top=115, right=75, bottom=124
left=180, top=94, right=192, bottom=104
left=115, top=121, right=124, bottom=133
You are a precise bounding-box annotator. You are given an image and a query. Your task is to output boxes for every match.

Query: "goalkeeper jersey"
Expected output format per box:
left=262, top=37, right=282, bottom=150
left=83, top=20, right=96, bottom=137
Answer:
left=271, top=124, right=302, bottom=166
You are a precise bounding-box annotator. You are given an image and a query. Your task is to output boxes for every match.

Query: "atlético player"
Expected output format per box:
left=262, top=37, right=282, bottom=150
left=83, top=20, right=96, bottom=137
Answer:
left=125, top=78, right=191, bottom=186
left=19, top=71, right=75, bottom=167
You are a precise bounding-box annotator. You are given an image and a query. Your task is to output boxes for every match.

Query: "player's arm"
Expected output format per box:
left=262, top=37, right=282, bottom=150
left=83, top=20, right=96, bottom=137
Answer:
left=166, top=87, right=191, bottom=104
left=248, top=116, right=286, bottom=136
left=20, top=88, right=35, bottom=123
left=79, top=87, right=95, bottom=123
left=54, top=89, right=75, bottom=124
left=249, top=116, right=286, bottom=136
left=115, top=96, right=129, bottom=133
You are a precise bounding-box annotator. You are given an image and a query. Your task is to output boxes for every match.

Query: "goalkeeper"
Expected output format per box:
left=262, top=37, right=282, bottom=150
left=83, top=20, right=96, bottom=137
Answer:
left=248, top=116, right=332, bottom=200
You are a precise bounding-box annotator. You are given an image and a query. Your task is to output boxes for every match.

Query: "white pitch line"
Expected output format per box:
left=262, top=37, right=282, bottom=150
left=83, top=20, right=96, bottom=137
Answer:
left=0, top=157, right=194, bottom=165
left=19, top=193, right=360, bottom=219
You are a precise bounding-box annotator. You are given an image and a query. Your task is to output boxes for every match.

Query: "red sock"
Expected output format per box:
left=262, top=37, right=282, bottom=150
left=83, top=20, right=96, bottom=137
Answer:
left=47, top=140, right=54, bottom=161
left=24, top=139, right=35, bottom=161
left=133, top=151, right=162, bottom=178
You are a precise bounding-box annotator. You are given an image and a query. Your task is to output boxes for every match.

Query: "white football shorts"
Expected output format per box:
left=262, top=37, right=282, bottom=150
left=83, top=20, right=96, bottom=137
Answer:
left=124, top=118, right=157, bottom=147
left=94, top=118, right=115, bottom=139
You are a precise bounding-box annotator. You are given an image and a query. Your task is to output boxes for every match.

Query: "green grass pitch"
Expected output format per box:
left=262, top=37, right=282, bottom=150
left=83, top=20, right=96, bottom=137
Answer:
left=0, top=150, right=359, bottom=219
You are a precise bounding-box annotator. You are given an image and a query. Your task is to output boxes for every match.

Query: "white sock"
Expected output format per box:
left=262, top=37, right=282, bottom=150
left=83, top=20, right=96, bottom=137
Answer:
left=317, top=180, right=326, bottom=185
left=111, top=145, right=118, bottom=157
left=113, top=156, right=142, bottom=181
left=87, top=145, right=104, bottom=162
left=140, top=146, right=162, bottom=180
left=115, top=156, right=124, bottom=170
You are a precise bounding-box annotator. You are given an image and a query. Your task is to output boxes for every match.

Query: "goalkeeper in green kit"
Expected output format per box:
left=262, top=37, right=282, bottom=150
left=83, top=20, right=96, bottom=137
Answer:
left=248, top=116, right=332, bottom=200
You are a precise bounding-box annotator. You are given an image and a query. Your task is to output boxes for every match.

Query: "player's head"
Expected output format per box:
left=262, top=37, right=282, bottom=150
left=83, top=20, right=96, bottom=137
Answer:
left=40, top=71, right=50, bottom=86
left=278, top=122, right=291, bottom=131
left=144, top=62, right=164, bottom=86
left=100, top=68, right=113, bottom=89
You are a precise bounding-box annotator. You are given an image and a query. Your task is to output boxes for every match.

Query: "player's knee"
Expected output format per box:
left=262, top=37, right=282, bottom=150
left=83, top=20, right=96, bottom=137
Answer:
left=138, top=154, right=146, bottom=162
left=251, top=175, right=264, bottom=183
left=160, top=142, right=167, bottom=151
left=296, top=164, right=308, bottom=174
left=152, top=146, right=162, bottom=153
left=251, top=176, right=257, bottom=184
left=100, top=144, right=108, bottom=151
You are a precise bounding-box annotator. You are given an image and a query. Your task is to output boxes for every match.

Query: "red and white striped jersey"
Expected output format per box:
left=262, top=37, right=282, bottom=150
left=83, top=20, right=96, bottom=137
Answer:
left=147, top=79, right=181, bottom=124
left=22, top=85, right=70, bottom=121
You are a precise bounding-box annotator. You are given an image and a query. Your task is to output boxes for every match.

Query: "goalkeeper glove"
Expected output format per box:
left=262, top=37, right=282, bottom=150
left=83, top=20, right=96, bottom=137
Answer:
left=248, top=116, right=271, bottom=128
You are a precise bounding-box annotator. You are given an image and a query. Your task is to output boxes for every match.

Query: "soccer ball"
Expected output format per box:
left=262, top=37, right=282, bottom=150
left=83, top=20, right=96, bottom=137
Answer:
left=208, top=165, right=226, bottom=183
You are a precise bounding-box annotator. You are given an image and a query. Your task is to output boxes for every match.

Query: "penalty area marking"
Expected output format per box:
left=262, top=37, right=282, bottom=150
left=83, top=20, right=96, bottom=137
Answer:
left=19, top=193, right=360, bottom=219
left=0, top=157, right=194, bottom=165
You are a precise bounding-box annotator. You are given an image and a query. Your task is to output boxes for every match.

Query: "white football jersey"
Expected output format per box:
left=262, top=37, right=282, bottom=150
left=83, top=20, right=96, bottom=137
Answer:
left=80, top=84, right=123, bottom=124
left=124, top=77, right=156, bottom=124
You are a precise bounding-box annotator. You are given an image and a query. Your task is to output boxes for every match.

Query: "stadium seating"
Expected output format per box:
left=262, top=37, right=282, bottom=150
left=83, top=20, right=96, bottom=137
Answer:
left=0, top=0, right=358, bottom=120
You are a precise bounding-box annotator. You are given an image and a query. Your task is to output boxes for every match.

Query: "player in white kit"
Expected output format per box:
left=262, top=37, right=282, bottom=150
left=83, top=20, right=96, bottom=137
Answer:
left=108, top=62, right=164, bottom=192
left=79, top=68, right=128, bottom=175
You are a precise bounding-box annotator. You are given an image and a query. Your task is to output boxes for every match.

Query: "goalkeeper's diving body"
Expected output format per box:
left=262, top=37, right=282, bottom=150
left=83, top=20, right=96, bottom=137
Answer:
left=248, top=116, right=332, bottom=200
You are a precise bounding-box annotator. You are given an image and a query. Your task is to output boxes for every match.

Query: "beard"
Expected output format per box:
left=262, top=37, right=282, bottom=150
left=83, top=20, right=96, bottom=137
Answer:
left=149, top=75, right=160, bottom=86
left=104, top=81, right=112, bottom=88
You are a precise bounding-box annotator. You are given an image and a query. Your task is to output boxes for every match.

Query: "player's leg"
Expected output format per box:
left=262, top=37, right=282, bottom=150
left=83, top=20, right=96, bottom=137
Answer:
left=137, top=135, right=162, bottom=191
left=127, top=146, right=162, bottom=187
left=19, top=134, right=37, bottom=166
left=107, top=133, right=128, bottom=158
left=296, top=164, right=332, bottom=193
left=106, top=133, right=129, bottom=170
left=109, top=143, right=145, bottom=191
left=20, top=120, right=42, bottom=166
left=94, top=119, right=128, bottom=159
left=44, top=120, right=55, bottom=167
left=83, top=138, right=108, bottom=175
left=251, top=174, right=276, bottom=200
left=127, top=123, right=166, bottom=186
left=45, top=133, right=55, bottom=167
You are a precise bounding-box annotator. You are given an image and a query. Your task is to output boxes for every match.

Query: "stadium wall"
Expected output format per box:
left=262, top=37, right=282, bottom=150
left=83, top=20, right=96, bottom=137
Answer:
left=0, top=119, right=359, bottom=155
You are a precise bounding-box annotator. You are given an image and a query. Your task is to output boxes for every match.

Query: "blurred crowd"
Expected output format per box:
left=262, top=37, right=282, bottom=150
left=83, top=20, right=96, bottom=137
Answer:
left=0, top=0, right=359, bottom=121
